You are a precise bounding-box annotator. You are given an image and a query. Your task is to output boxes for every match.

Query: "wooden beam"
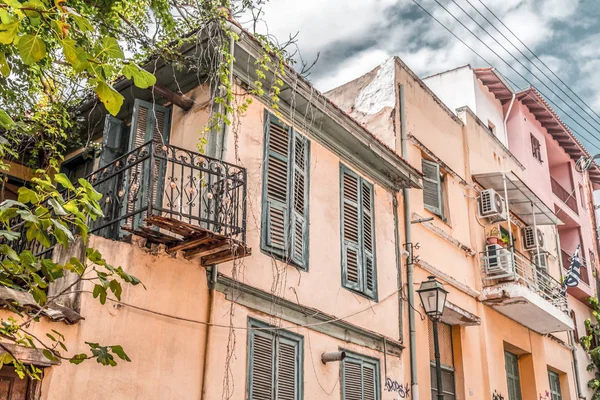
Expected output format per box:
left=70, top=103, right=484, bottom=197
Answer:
left=168, top=234, right=214, bottom=253
left=191, top=243, right=233, bottom=259
left=152, top=83, right=194, bottom=111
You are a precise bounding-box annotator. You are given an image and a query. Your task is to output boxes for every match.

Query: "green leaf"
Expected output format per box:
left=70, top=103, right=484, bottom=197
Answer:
left=0, top=244, right=18, bottom=261
left=110, top=345, right=130, bottom=362
left=66, top=257, right=85, bottom=275
left=31, top=286, right=47, bottom=306
left=109, top=279, right=122, bottom=300
left=22, top=0, right=45, bottom=17
left=69, top=353, right=88, bottom=365
left=42, top=349, right=58, bottom=362
left=32, top=273, right=48, bottom=289
left=17, top=187, right=38, bottom=204
left=52, top=220, right=74, bottom=246
left=0, top=51, right=9, bottom=77
left=0, top=22, right=18, bottom=45
left=72, top=15, right=92, bottom=32
left=17, top=34, right=46, bottom=65
left=0, top=109, right=14, bottom=130
left=61, top=38, right=88, bottom=73
left=0, top=230, right=19, bottom=241
left=101, top=37, right=123, bottom=59
left=90, top=345, right=116, bottom=366
left=54, top=173, right=75, bottom=191
left=48, top=197, right=67, bottom=216
left=94, top=80, right=124, bottom=116
left=122, top=64, right=156, bottom=89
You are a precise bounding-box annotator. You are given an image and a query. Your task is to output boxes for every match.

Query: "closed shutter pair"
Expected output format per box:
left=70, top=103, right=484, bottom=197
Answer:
left=262, top=113, right=310, bottom=269
left=248, top=320, right=302, bottom=400
left=422, top=159, right=443, bottom=218
left=341, top=353, right=380, bottom=400
left=340, top=165, right=376, bottom=299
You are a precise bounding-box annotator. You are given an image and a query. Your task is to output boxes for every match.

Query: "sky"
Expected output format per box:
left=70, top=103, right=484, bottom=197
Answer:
left=247, top=0, right=600, bottom=155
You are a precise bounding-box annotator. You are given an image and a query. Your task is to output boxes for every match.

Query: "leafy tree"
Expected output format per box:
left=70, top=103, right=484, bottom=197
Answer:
left=582, top=297, right=600, bottom=399
left=0, top=0, right=296, bottom=381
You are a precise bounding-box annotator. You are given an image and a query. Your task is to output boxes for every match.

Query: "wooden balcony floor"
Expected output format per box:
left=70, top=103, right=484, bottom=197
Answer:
left=123, top=215, right=251, bottom=266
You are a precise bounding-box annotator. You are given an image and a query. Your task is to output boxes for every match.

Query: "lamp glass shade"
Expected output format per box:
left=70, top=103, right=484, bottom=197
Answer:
left=417, top=276, right=448, bottom=320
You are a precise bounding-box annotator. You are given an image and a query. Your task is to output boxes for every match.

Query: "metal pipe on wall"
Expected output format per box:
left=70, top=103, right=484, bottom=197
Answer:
left=400, top=84, right=419, bottom=400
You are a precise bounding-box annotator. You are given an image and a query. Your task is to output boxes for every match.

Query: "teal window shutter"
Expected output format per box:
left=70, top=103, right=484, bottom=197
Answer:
left=504, top=351, right=522, bottom=400
left=340, top=165, right=377, bottom=299
left=422, top=159, right=443, bottom=217
left=247, top=319, right=303, bottom=400
left=341, top=351, right=380, bottom=400
left=129, top=99, right=171, bottom=151
left=100, top=115, right=127, bottom=168
left=289, top=130, right=310, bottom=268
left=261, top=112, right=310, bottom=269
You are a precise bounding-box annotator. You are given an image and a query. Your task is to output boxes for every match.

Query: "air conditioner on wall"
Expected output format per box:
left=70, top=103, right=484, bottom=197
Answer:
left=484, top=244, right=514, bottom=277
left=478, top=189, right=507, bottom=222
left=522, top=226, right=544, bottom=250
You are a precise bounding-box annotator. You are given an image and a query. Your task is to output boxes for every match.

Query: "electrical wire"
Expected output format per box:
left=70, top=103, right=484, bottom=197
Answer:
left=411, top=0, right=600, bottom=153
left=476, top=0, right=600, bottom=126
left=79, top=287, right=401, bottom=332
left=458, top=0, right=600, bottom=131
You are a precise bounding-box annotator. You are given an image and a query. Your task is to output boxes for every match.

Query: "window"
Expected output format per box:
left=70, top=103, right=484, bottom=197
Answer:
left=548, top=371, right=562, bottom=400
left=429, top=321, right=456, bottom=400
left=247, top=319, right=303, bottom=400
left=340, top=165, right=377, bottom=299
left=422, top=159, right=444, bottom=219
left=0, top=365, right=42, bottom=399
left=100, top=114, right=129, bottom=168
left=261, top=112, right=310, bottom=269
left=504, top=351, right=522, bottom=400
left=341, top=351, right=380, bottom=400
left=531, top=134, right=542, bottom=162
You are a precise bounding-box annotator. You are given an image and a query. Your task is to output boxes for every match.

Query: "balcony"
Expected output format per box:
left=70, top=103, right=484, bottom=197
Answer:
left=551, top=177, right=578, bottom=215
left=480, top=248, right=573, bottom=334
left=86, top=140, right=250, bottom=265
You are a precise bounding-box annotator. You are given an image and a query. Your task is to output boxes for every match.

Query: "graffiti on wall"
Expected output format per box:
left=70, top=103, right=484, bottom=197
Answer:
left=492, top=390, right=505, bottom=400
left=539, top=391, right=550, bottom=400
left=384, top=378, right=410, bottom=398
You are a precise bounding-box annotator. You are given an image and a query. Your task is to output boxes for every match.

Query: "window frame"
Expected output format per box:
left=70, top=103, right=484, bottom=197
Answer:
left=340, top=350, right=381, bottom=400
left=504, top=350, right=523, bottom=400
left=260, top=110, right=311, bottom=270
left=246, top=318, right=304, bottom=400
left=547, top=370, right=562, bottom=400
left=531, top=133, right=542, bottom=163
left=339, top=164, right=378, bottom=300
left=421, top=158, right=445, bottom=220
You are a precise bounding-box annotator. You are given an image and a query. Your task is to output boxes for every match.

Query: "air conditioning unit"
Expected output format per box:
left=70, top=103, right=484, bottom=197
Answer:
left=478, top=189, right=507, bottom=221
left=522, top=226, right=544, bottom=250
left=484, top=244, right=514, bottom=277
left=530, top=250, right=548, bottom=270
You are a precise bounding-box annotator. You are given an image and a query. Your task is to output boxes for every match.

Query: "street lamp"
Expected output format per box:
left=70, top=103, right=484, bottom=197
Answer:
left=417, top=276, right=448, bottom=400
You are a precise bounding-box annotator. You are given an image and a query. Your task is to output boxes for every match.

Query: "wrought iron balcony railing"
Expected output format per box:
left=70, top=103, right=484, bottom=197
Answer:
left=481, top=248, right=568, bottom=313
left=87, top=140, right=247, bottom=244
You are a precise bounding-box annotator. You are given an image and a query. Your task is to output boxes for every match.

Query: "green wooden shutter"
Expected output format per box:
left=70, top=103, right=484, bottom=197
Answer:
left=341, top=166, right=362, bottom=292
left=361, top=180, right=376, bottom=299
left=341, top=353, right=380, bottom=400
left=248, top=319, right=303, bottom=400
left=100, top=115, right=126, bottom=168
left=504, top=351, right=522, bottom=400
left=422, top=159, right=443, bottom=217
left=262, top=115, right=291, bottom=257
left=249, top=332, right=274, bottom=400
left=129, top=99, right=171, bottom=150
left=289, top=131, right=310, bottom=268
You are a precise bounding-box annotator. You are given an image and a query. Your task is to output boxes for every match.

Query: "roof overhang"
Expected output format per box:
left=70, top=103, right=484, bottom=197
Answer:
left=473, top=67, right=515, bottom=104
left=473, top=171, right=562, bottom=226
left=442, top=301, right=480, bottom=326
left=516, top=88, right=600, bottom=184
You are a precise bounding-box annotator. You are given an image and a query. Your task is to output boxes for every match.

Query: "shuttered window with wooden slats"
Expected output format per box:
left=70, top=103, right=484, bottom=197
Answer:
left=247, top=319, right=303, bottom=400
left=422, top=159, right=443, bottom=218
left=261, top=112, right=310, bottom=269
left=340, top=165, right=377, bottom=299
left=125, top=99, right=171, bottom=227
left=341, top=352, right=380, bottom=400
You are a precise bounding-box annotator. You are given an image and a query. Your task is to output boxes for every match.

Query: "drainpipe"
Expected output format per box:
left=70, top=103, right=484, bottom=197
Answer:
left=200, top=264, right=218, bottom=399
left=219, top=21, right=240, bottom=161
left=393, top=193, right=403, bottom=343
left=400, top=84, right=419, bottom=400
left=503, top=93, right=515, bottom=146
left=556, top=229, right=584, bottom=399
